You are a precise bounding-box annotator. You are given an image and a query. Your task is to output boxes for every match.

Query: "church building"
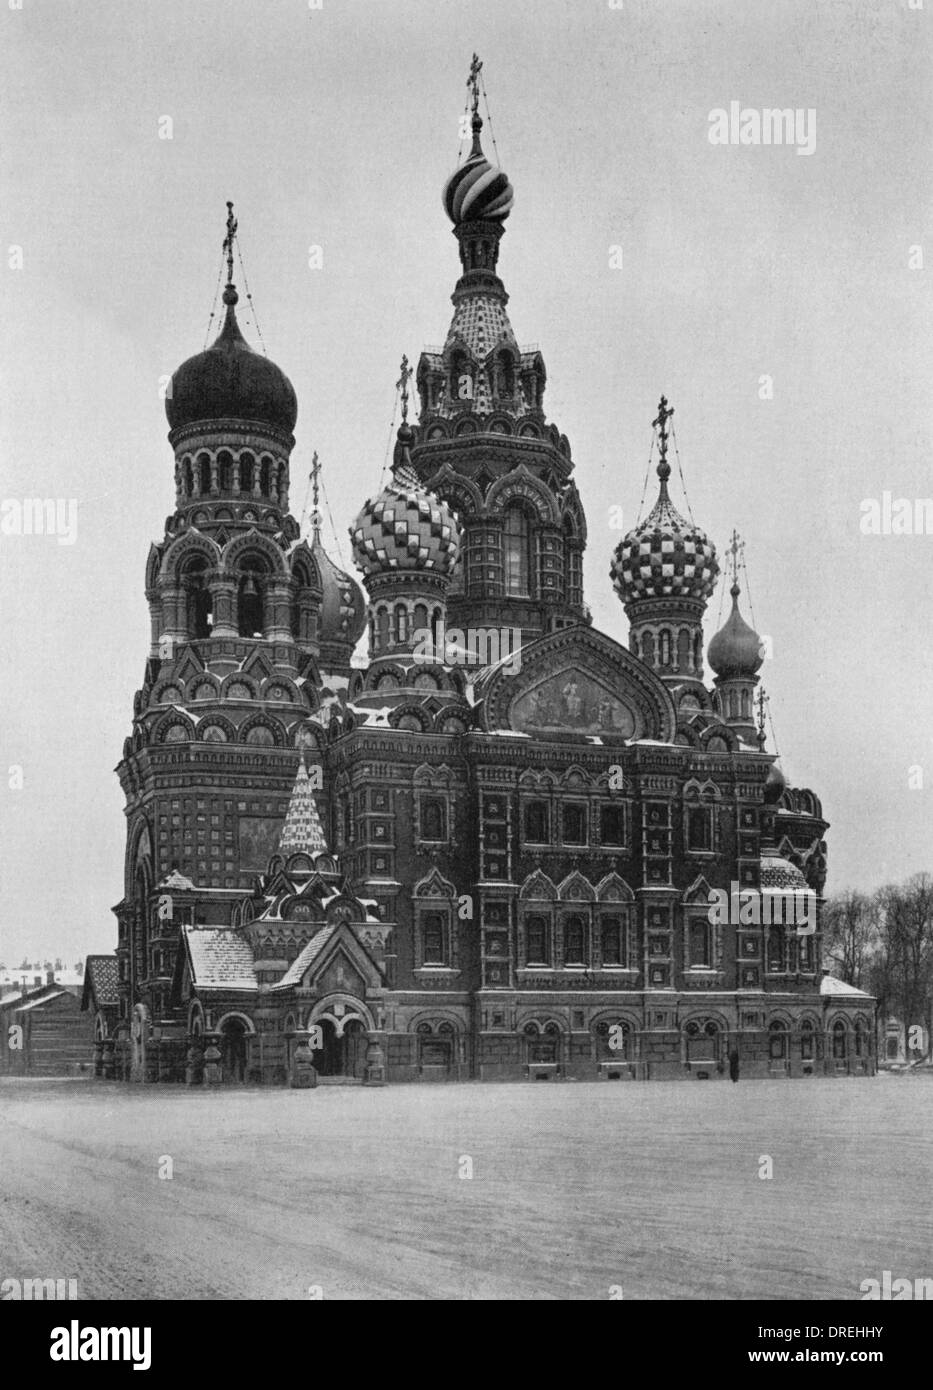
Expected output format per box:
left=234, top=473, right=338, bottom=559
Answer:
left=99, top=62, right=875, bottom=1085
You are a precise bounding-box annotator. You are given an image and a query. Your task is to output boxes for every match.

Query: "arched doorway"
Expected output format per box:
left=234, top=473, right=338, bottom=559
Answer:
left=219, top=1017, right=248, bottom=1084
left=316, top=1017, right=366, bottom=1078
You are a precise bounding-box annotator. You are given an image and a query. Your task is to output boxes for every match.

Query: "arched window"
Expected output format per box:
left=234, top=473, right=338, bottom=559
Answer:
left=239, top=453, right=255, bottom=494
left=422, top=913, right=446, bottom=965
left=526, top=916, right=549, bottom=965
left=237, top=572, right=265, bottom=638
left=217, top=451, right=233, bottom=492
left=693, top=631, right=702, bottom=669
left=183, top=459, right=194, bottom=496
left=800, top=1019, right=815, bottom=1059
left=395, top=605, right=408, bottom=645
left=376, top=607, right=389, bottom=651
left=260, top=457, right=272, bottom=497
left=689, top=916, right=711, bottom=967
left=183, top=558, right=213, bottom=639
left=564, top=915, right=586, bottom=965
left=678, top=629, right=690, bottom=671
left=431, top=607, right=442, bottom=650
left=642, top=631, right=655, bottom=666
left=198, top=455, right=211, bottom=494
left=498, top=351, right=515, bottom=397
left=659, top=630, right=672, bottom=666
left=420, top=797, right=446, bottom=843
left=504, top=505, right=532, bottom=597
left=687, top=804, right=713, bottom=851
left=413, top=603, right=429, bottom=640
left=595, top=1019, right=629, bottom=1060
left=832, top=1020, right=848, bottom=1060
left=769, top=1021, right=788, bottom=1059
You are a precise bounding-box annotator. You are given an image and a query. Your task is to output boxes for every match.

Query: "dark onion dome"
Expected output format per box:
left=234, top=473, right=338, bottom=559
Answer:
left=443, top=113, right=514, bottom=224
left=707, top=583, right=763, bottom=678
left=166, top=285, right=297, bottom=436
left=350, top=429, right=460, bottom=576
left=310, top=528, right=367, bottom=649
left=610, top=484, right=718, bottom=605
left=763, top=761, right=787, bottom=805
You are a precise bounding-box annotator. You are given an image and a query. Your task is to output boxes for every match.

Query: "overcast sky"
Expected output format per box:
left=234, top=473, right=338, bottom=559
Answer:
left=1, top=0, right=931, bottom=965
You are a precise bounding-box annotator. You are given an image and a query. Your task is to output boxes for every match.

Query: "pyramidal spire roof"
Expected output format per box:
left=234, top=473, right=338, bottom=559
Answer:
left=278, top=755, right=328, bottom=856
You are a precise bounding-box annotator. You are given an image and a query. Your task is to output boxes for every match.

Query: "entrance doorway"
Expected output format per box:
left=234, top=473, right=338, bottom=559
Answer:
left=220, top=1018, right=248, bottom=1083
left=317, top=1018, right=367, bottom=1078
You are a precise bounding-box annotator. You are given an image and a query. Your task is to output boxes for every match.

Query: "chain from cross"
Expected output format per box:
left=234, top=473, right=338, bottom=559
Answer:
left=396, top=354, right=412, bottom=422
left=468, top=53, right=483, bottom=114
left=223, top=201, right=238, bottom=285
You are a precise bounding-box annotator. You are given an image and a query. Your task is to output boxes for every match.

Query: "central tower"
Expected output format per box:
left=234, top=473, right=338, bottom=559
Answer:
left=411, top=56, right=588, bottom=641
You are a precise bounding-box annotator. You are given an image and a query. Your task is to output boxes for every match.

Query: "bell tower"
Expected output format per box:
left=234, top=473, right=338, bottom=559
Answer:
left=410, top=56, right=588, bottom=644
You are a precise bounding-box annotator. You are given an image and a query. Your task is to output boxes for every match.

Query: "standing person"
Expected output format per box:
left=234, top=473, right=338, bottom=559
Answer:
left=728, top=1046, right=740, bottom=1083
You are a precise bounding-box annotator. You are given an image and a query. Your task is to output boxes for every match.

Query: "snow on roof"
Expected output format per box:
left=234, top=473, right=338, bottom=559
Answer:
left=272, top=926, right=337, bottom=990
left=14, top=990, right=68, bottom=1012
left=184, top=927, right=257, bottom=991
left=820, top=975, right=873, bottom=998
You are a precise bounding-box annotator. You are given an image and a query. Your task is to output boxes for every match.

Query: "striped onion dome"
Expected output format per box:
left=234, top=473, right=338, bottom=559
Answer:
left=443, top=113, right=514, bottom=225
left=350, top=426, right=461, bottom=576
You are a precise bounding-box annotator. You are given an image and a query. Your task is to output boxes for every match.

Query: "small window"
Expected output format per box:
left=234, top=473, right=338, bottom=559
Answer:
left=832, top=1022, right=847, bottom=1060
left=689, top=917, right=711, bottom=967
left=422, top=913, right=446, bottom=965
left=421, top=797, right=447, bottom=842
left=564, top=915, right=586, bottom=965
left=687, top=805, right=713, bottom=851
left=601, top=917, right=625, bottom=966
left=769, top=1022, right=788, bottom=1060
left=526, top=916, right=549, bottom=965
left=524, top=800, right=549, bottom=843
left=562, top=804, right=587, bottom=845
left=600, top=804, right=626, bottom=846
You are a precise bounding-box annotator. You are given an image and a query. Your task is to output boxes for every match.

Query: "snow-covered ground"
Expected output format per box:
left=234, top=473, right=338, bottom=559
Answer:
left=0, top=1076, right=928, bottom=1300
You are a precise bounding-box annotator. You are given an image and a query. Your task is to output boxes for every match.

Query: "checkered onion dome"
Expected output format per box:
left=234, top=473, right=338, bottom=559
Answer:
left=351, top=459, right=460, bottom=577
left=610, top=488, right=719, bottom=604
left=760, top=853, right=809, bottom=892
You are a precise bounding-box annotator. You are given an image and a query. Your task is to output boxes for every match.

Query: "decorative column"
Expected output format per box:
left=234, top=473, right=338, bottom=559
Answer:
left=203, top=1033, right=222, bottom=1086
left=363, top=1031, right=387, bottom=1086
left=266, top=580, right=294, bottom=643
left=290, top=1029, right=318, bottom=1088
left=210, top=575, right=238, bottom=639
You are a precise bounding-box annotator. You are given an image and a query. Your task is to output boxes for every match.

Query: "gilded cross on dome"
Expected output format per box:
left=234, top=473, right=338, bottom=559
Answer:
left=396, top=354, right=412, bottom=423
left=652, top=395, right=674, bottom=480
left=223, top=201, right=238, bottom=286
left=727, top=529, right=745, bottom=588
left=310, top=450, right=321, bottom=540
left=468, top=53, right=483, bottom=115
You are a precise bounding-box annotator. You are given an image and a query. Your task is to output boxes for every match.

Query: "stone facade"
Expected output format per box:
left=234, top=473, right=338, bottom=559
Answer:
left=103, top=77, right=875, bottom=1085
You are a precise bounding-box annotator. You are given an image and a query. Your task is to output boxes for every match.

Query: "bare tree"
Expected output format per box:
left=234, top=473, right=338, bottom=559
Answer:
left=821, top=889, right=879, bottom=988
left=875, top=874, right=933, bottom=1061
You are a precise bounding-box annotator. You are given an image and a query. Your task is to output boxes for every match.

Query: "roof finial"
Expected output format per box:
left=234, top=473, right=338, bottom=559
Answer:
left=396, top=353, right=412, bottom=424
left=727, top=528, right=744, bottom=598
left=653, top=395, right=674, bottom=488
left=222, top=201, right=239, bottom=307
left=310, top=451, right=322, bottom=541
left=756, top=685, right=768, bottom=751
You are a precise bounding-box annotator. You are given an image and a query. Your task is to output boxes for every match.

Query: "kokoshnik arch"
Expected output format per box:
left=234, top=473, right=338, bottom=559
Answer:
left=92, top=60, right=876, bottom=1085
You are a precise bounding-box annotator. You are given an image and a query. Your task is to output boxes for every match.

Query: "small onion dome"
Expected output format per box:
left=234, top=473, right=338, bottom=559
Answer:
left=310, top=530, right=367, bottom=648
left=759, top=851, right=808, bottom=892
left=350, top=434, right=461, bottom=576
left=707, top=583, right=763, bottom=678
left=610, top=486, right=718, bottom=604
left=763, top=761, right=786, bottom=805
left=166, top=285, right=297, bottom=436
left=443, top=114, right=514, bottom=224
